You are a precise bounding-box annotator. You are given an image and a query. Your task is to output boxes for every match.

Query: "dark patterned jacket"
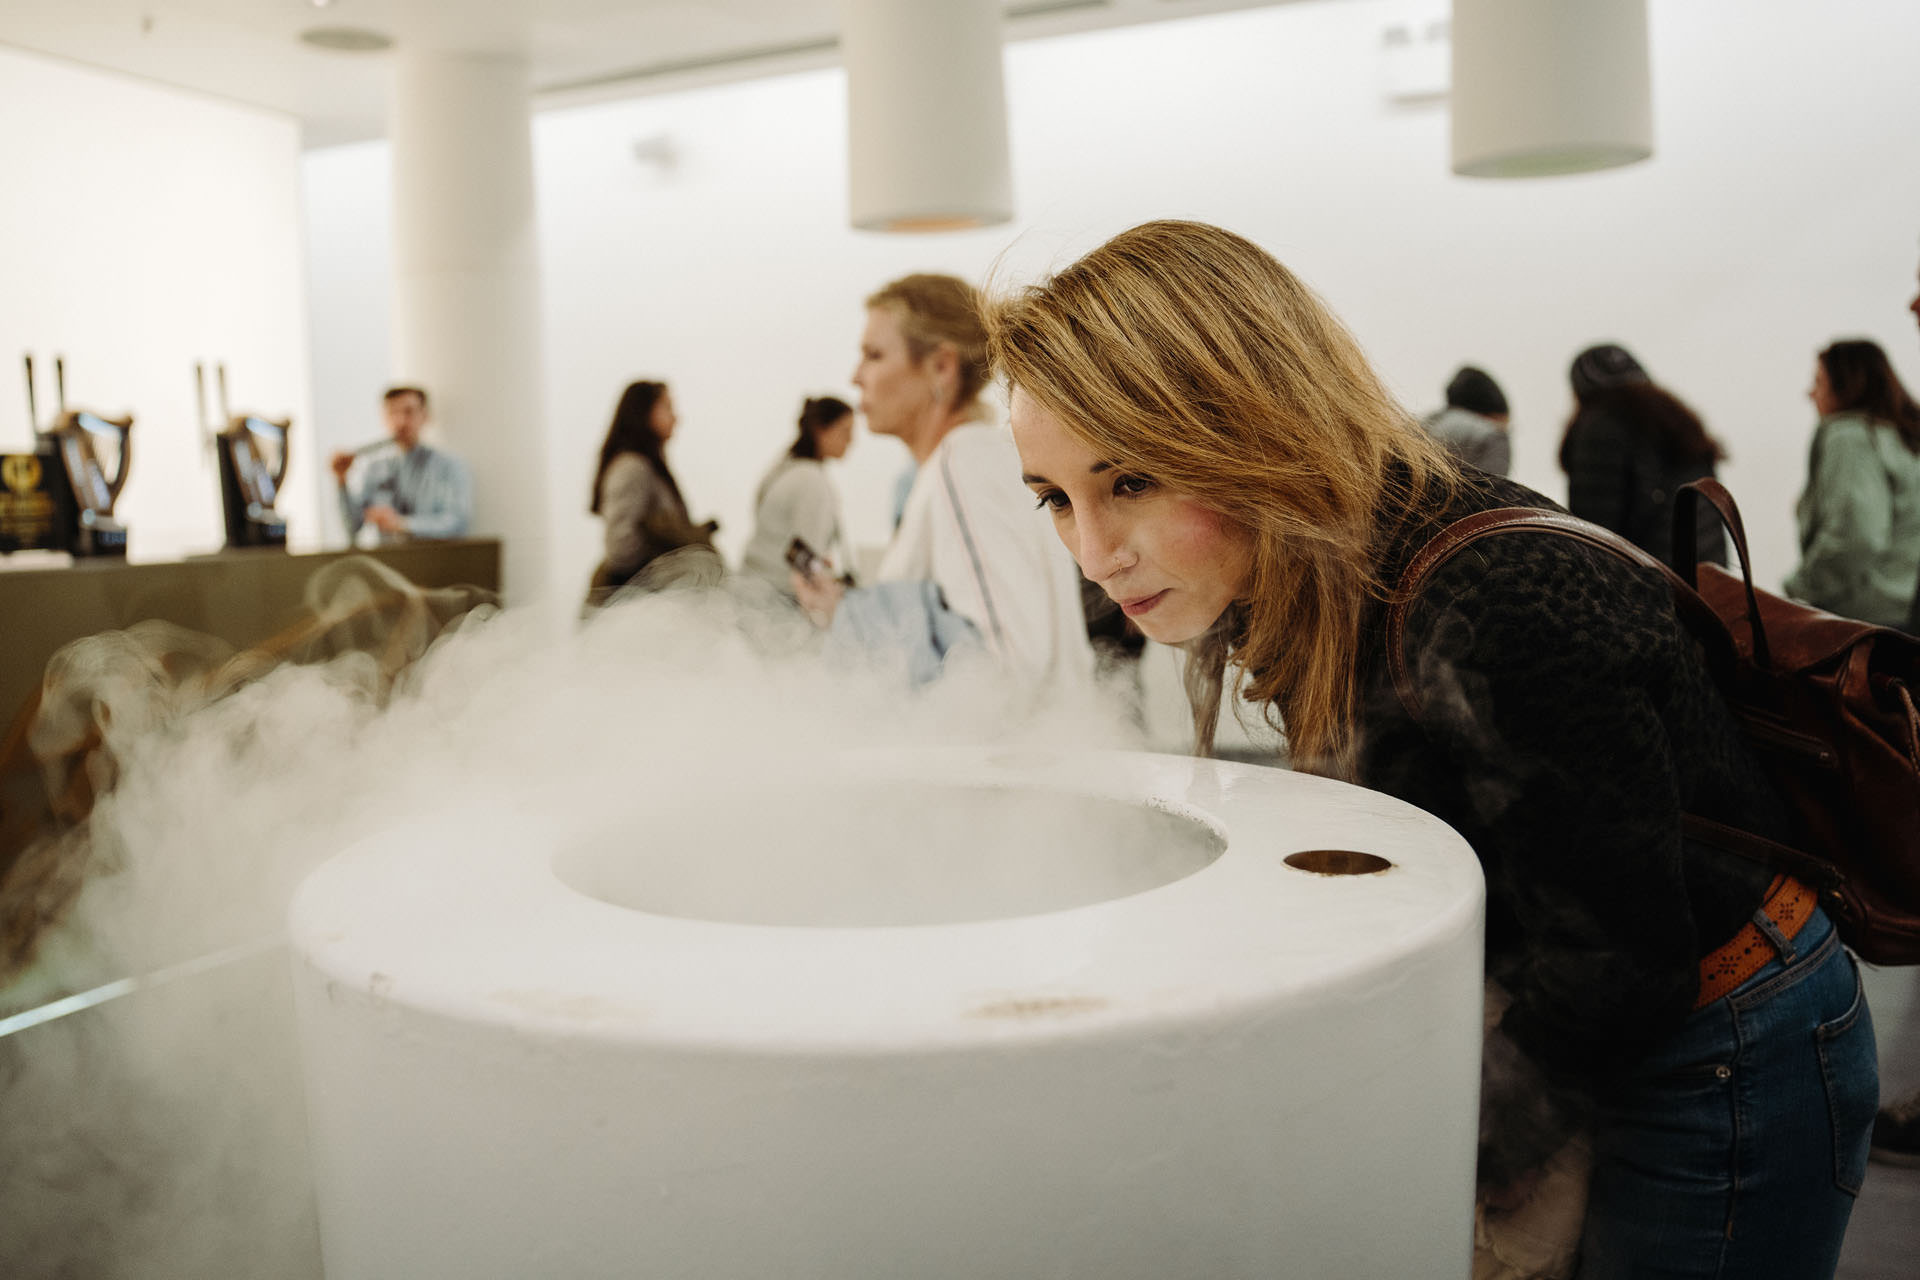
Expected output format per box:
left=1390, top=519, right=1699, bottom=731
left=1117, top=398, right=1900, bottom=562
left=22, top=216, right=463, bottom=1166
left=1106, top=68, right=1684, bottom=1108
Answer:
left=1354, top=472, right=1785, bottom=1091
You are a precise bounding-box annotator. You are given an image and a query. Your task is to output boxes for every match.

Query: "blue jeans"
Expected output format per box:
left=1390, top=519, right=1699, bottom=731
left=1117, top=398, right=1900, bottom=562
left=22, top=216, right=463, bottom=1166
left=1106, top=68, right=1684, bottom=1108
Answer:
left=1577, top=908, right=1879, bottom=1279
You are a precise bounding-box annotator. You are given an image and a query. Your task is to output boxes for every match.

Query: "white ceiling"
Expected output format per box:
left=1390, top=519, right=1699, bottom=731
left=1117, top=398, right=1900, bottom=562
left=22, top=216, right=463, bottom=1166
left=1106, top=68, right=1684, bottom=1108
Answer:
left=0, top=0, right=1303, bottom=148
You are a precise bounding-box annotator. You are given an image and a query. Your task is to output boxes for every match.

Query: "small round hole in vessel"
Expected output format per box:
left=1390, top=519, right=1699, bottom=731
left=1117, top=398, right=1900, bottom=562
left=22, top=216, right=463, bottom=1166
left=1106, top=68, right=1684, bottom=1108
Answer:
left=1284, top=849, right=1393, bottom=876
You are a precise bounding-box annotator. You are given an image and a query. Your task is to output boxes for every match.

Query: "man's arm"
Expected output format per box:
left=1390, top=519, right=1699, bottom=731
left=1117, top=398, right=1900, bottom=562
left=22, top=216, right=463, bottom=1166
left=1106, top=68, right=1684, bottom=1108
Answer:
left=335, top=456, right=370, bottom=537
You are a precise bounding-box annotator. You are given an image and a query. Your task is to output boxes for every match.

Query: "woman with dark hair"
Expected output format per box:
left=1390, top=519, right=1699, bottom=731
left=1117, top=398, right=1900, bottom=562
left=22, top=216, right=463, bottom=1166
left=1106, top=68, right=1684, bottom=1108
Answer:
left=740, top=395, right=855, bottom=596
left=989, top=221, right=1876, bottom=1278
left=1784, top=338, right=1920, bottom=628
left=1559, top=344, right=1727, bottom=565
left=585, top=380, right=718, bottom=607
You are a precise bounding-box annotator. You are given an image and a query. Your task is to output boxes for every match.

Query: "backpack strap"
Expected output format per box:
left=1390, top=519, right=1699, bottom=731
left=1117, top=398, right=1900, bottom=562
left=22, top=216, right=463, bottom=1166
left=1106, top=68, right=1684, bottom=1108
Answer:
left=1387, top=505, right=1693, bottom=719
left=1673, top=478, right=1773, bottom=670
left=1386, top=504, right=1819, bottom=889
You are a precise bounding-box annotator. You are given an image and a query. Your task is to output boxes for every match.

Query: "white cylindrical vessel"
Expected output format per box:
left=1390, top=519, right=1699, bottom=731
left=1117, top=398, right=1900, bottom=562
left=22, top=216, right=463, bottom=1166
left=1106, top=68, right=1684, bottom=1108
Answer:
left=290, top=749, right=1484, bottom=1278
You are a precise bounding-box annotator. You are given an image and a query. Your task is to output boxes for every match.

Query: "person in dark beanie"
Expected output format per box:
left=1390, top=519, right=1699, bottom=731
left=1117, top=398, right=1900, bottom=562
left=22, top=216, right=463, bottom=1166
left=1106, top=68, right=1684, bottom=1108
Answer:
left=1422, top=365, right=1512, bottom=475
left=1559, top=343, right=1727, bottom=565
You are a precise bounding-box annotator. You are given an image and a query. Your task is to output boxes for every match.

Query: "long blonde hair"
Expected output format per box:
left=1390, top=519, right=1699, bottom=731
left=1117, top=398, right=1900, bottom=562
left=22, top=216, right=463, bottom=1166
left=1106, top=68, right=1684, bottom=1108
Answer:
left=985, top=220, right=1458, bottom=776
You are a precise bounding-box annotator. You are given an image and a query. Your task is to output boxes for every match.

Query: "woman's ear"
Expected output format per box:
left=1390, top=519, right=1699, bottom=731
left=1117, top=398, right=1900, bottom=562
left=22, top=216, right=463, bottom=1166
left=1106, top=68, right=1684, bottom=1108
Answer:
left=928, top=343, right=961, bottom=401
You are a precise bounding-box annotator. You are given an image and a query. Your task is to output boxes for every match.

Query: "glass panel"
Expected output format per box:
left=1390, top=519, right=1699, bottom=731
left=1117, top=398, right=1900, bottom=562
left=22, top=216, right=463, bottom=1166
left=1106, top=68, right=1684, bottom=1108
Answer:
left=75, top=413, right=124, bottom=505
left=245, top=420, right=285, bottom=505
left=61, top=431, right=111, bottom=510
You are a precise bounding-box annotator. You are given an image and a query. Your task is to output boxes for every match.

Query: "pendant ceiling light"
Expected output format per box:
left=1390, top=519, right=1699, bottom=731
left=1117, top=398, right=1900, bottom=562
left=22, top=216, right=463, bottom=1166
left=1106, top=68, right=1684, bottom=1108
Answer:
left=840, top=0, right=1013, bottom=232
left=1451, top=0, right=1653, bottom=179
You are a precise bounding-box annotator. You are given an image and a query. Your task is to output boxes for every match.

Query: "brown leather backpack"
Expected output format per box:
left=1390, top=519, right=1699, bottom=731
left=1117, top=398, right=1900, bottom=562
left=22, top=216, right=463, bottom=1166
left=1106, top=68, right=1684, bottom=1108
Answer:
left=1389, top=478, right=1920, bottom=965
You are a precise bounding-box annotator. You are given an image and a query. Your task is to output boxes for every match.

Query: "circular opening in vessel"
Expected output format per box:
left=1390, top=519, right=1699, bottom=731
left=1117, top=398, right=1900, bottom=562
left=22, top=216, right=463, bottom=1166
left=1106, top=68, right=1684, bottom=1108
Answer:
left=1285, top=849, right=1393, bottom=876
left=552, top=783, right=1224, bottom=928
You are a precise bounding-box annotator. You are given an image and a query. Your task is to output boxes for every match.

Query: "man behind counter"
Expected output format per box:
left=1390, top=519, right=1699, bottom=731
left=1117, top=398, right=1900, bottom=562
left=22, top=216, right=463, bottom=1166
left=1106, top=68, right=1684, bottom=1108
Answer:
left=331, top=386, right=473, bottom=543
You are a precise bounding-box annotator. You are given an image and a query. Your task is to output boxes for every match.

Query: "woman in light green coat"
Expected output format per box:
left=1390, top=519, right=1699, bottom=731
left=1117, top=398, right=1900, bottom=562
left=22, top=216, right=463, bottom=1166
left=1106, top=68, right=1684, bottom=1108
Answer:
left=1784, top=339, right=1920, bottom=629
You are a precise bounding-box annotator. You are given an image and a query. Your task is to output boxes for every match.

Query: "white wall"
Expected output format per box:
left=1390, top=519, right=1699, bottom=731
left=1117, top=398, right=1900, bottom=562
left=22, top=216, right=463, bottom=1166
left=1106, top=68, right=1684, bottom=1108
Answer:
left=302, top=0, right=1920, bottom=602
left=0, top=44, right=314, bottom=561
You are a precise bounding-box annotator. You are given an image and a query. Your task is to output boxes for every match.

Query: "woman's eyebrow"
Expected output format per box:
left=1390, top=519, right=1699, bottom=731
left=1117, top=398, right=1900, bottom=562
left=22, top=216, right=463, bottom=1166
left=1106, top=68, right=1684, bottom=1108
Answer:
left=1021, top=461, right=1114, bottom=485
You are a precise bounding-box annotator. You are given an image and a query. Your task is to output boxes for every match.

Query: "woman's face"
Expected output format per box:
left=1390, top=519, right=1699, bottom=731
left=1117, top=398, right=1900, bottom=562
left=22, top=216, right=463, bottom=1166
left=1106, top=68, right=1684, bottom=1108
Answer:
left=1010, top=388, right=1255, bottom=646
left=1810, top=360, right=1839, bottom=418
left=852, top=307, right=936, bottom=441
left=650, top=391, right=678, bottom=442
left=816, top=413, right=856, bottom=461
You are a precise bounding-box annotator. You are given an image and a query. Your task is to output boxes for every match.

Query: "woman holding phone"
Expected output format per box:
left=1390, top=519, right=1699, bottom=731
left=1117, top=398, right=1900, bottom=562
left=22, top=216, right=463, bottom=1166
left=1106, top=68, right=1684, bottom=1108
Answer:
left=740, top=395, right=855, bottom=597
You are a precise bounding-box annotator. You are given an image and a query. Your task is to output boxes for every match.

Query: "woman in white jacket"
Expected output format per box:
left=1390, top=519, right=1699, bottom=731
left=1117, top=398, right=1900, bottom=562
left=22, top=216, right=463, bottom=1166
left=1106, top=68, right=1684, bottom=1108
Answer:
left=740, top=395, right=855, bottom=596
left=794, top=273, right=1093, bottom=692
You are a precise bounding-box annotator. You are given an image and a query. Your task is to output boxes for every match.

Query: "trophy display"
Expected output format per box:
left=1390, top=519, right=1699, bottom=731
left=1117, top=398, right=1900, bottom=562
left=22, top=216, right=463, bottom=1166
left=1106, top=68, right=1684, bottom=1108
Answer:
left=9, top=354, right=131, bottom=558
left=201, top=362, right=291, bottom=550
left=0, top=438, right=73, bottom=555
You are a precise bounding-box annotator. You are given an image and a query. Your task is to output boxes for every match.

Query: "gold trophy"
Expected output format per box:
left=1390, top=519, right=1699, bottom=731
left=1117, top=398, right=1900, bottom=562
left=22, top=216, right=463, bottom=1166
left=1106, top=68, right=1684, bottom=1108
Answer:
left=24, top=355, right=131, bottom=557
left=202, top=362, right=291, bottom=549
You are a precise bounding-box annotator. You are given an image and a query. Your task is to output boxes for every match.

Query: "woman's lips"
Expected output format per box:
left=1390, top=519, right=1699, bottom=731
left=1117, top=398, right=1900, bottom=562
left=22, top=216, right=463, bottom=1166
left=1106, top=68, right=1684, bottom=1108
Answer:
left=1119, top=589, right=1169, bottom=618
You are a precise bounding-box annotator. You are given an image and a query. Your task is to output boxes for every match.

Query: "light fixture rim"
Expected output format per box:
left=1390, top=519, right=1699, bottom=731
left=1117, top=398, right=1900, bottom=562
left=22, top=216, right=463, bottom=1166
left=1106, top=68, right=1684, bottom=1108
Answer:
left=1451, top=142, right=1652, bottom=180
left=851, top=207, right=1015, bottom=234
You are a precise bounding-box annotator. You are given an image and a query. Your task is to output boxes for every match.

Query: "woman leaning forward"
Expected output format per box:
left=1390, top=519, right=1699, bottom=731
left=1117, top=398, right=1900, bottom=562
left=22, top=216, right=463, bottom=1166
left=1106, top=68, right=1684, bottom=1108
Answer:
left=987, top=220, right=1878, bottom=1280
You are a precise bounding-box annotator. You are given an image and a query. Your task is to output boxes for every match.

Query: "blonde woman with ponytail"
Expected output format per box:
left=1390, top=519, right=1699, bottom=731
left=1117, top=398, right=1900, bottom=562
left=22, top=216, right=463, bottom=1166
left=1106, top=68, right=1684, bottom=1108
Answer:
left=989, top=220, right=1875, bottom=1279
left=795, top=272, right=1092, bottom=692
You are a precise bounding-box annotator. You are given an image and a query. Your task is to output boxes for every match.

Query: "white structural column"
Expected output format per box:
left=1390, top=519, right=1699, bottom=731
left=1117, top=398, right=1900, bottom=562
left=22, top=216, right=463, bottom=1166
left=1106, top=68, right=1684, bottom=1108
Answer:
left=389, top=50, right=549, bottom=603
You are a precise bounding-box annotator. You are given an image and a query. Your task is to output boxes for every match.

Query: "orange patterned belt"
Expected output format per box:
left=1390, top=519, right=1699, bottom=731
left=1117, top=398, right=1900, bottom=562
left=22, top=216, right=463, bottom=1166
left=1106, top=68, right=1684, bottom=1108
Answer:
left=1695, top=875, right=1819, bottom=1009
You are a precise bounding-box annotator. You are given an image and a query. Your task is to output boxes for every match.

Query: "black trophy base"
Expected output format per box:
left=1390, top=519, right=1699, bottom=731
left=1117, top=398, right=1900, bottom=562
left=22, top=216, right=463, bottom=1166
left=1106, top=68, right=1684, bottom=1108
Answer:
left=235, top=514, right=289, bottom=550
left=74, top=520, right=128, bottom=557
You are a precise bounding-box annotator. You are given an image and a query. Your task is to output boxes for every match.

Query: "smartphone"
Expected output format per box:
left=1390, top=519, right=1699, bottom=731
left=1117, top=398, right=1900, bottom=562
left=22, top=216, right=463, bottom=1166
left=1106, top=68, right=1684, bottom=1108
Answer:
left=785, top=536, right=826, bottom=580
